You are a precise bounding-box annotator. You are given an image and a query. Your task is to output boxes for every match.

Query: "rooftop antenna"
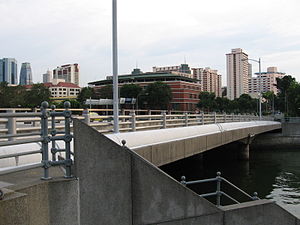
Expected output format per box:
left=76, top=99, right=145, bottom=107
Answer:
left=184, top=56, right=187, bottom=64
left=136, top=60, right=138, bottom=69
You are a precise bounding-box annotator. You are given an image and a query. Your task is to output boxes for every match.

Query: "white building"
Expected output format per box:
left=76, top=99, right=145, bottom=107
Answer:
left=53, top=64, right=79, bottom=85
left=43, top=70, right=52, bottom=83
left=248, top=67, right=285, bottom=96
left=226, top=48, right=249, bottom=100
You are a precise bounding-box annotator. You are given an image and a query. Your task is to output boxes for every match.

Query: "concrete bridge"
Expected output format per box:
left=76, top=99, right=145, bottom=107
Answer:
left=106, top=121, right=281, bottom=166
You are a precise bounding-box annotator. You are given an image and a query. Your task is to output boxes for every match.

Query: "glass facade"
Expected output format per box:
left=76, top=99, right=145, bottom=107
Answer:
left=0, top=58, right=18, bottom=84
left=19, top=62, right=33, bottom=85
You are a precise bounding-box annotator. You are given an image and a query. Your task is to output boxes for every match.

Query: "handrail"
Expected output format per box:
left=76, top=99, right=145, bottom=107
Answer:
left=180, top=172, right=259, bottom=207
left=0, top=102, right=74, bottom=180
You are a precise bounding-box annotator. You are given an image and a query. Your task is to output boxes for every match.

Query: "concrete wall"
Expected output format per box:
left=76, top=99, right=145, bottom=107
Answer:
left=0, top=178, right=79, bottom=225
left=282, top=123, right=300, bottom=136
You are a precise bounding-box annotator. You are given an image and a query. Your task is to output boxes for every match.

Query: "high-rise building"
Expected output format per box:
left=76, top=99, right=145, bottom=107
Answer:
left=53, top=64, right=79, bottom=85
left=226, top=48, right=249, bottom=100
left=19, top=62, right=33, bottom=85
left=43, top=70, right=52, bottom=83
left=0, top=58, right=18, bottom=85
left=192, top=67, right=222, bottom=97
left=248, top=67, right=285, bottom=95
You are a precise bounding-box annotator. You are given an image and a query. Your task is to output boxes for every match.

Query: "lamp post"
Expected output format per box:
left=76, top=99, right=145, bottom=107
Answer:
left=112, top=0, right=119, bottom=132
left=243, top=58, right=262, bottom=120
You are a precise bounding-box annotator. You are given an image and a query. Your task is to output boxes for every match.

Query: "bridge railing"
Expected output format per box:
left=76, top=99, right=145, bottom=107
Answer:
left=0, top=109, right=273, bottom=137
left=180, top=172, right=259, bottom=207
left=0, top=102, right=73, bottom=180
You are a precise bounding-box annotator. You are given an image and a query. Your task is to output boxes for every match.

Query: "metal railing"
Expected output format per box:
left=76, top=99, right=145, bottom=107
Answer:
left=180, top=172, right=259, bottom=207
left=0, top=101, right=73, bottom=180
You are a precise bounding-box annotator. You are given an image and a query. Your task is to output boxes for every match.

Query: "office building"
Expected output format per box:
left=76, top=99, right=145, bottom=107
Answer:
left=43, top=70, right=52, bottom=83
left=89, top=71, right=201, bottom=111
left=0, top=58, right=18, bottom=85
left=53, top=64, right=79, bottom=85
left=248, top=67, right=285, bottom=95
left=19, top=62, right=33, bottom=85
left=226, top=48, right=249, bottom=100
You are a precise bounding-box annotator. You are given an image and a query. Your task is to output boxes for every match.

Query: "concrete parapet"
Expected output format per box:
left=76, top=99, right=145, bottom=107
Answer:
left=222, top=200, right=299, bottom=225
left=282, top=123, right=300, bottom=136
left=73, top=119, right=221, bottom=225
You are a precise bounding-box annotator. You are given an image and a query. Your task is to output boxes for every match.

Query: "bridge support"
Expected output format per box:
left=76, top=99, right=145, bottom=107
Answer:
left=237, top=134, right=255, bottom=161
left=238, top=143, right=250, bottom=160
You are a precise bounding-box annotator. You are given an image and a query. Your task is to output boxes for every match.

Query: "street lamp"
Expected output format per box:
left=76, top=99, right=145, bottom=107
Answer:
left=112, top=0, right=119, bottom=132
left=242, top=58, right=262, bottom=120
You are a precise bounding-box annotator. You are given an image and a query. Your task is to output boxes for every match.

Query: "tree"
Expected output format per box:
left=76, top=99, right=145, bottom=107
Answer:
left=120, top=84, right=142, bottom=98
left=97, top=85, right=113, bottom=99
left=197, top=92, right=216, bottom=112
left=144, top=82, right=172, bottom=110
left=215, top=97, right=230, bottom=113
left=236, top=94, right=256, bottom=114
left=276, top=75, right=296, bottom=115
left=24, top=84, right=51, bottom=108
left=77, top=87, right=96, bottom=106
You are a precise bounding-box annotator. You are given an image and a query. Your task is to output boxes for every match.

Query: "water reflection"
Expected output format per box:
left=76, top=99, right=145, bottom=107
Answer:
left=160, top=147, right=300, bottom=218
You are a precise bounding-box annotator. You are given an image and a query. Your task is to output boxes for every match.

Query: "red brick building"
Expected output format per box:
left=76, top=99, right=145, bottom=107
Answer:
left=88, top=72, right=201, bottom=111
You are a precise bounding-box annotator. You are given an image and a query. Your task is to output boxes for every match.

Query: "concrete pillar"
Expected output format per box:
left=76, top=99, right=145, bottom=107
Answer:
left=82, top=108, right=90, bottom=125
left=238, top=143, right=250, bottom=160
left=201, top=112, right=205, bottom=125
left=162, top=112, right=167, bottom=129
left=130, top=111, right=136, bottom=132
left=184, top=113, right=188, bottom=126
left=7, top=109, right=16, bottom=141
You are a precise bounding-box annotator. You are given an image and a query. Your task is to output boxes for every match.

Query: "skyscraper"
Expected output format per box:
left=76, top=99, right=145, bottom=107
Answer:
left=19, top=62, right=33, bottom=85
left=226, top=48, right=249, bottom=100
left=53, top=64, right=79, bottom=85
left=43, top=70, right=52, bottom=83
left=0, top=58, right=18, bottom=85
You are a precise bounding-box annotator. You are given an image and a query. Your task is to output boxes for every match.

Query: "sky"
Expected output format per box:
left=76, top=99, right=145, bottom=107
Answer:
left=1, top=0, right=300, bottom=86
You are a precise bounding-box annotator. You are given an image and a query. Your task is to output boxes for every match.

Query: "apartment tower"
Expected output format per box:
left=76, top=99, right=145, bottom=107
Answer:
left=226, top=48, right=249, bottom=100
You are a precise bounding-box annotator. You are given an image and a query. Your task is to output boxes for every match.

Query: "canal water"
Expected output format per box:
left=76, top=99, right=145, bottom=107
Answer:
left=160, top=148, right=300, bottom=218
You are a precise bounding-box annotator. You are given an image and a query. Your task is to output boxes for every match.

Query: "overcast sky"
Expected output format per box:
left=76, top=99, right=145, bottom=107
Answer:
left=1, top=0, right=300, bottom=86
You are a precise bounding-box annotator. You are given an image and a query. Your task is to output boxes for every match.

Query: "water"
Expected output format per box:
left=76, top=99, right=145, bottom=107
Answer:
left=160, top=148, right=300, bottom=218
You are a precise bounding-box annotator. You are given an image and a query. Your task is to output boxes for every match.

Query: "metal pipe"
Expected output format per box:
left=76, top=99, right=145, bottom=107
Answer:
left=216, top=172, right=221, bottom=207
left=0, top=150, right=42, bottom=159
left=112, top=0, right=119, bottom=133
left=0, top=137, right=43, bottom=147
left=0, top=112, right=41, bottom=118
left=0, top=163, right=43, bottom=176
left=221, top=177, right=253, bottom=199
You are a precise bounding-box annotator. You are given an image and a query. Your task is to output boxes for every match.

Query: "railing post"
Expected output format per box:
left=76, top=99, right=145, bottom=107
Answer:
left=214, top=112, right=217, bottom=124
left=7, top=109, right=16, bottom=141
left=130, top=111, right=136, bottom=132
left=216, top=172, right=222, bottom=207
left=180, top=176, right=186, bottom=186
left=202, top=112, right=205, bottom=125
left=252, top=192, right=259, bottom=200
left=82, top=108, right=90, bottom=125
left=41, top=101, right=51, bottom=180
left=162, top=112, right=167, bottom=129
left=63, top=101, right=73, bottom=178
left=224, top=113, right=226, bottom=123
left=51, top=105, right=57, bottom=161
left=185, top=113, right=188, bottom=126
left=239, top=114, right=242, bottom=122
left=231, top=113, right=234, bottom=122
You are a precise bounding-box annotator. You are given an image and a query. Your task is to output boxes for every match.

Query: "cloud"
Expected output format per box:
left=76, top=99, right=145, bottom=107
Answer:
left=0, top=0, right=300, bottom=86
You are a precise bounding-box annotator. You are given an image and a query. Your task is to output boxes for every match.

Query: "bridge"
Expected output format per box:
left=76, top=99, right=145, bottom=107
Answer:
left=0, top=103, right=298, bottom=225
